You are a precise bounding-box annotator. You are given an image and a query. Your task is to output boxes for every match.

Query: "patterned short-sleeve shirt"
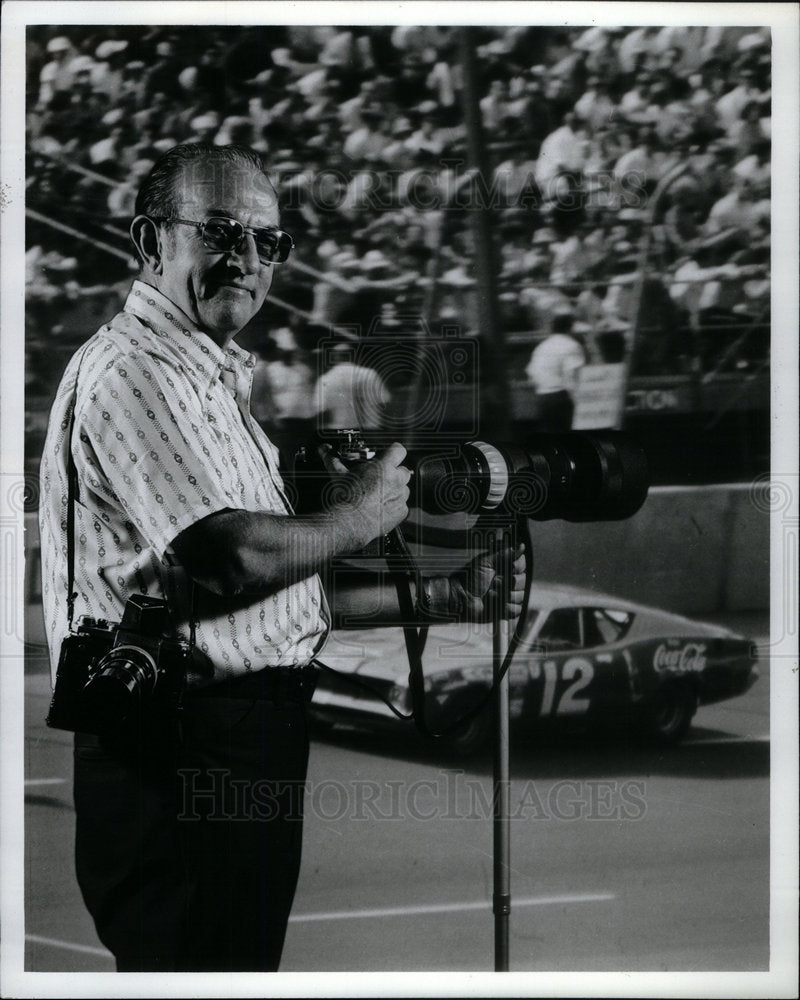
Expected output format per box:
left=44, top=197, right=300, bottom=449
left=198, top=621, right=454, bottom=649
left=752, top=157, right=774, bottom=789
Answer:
left=39, top=280, right=330, bottom=687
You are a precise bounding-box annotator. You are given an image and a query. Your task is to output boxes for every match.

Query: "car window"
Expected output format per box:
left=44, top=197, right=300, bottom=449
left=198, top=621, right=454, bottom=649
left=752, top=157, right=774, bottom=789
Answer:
left=587, top=607, right=633, bottom=644
left=534, top=608, right=582, bottom=651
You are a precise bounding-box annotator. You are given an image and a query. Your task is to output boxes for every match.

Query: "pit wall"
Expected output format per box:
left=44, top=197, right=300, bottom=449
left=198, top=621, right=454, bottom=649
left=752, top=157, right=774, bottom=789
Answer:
left=23, top=484, right=769, bottom=646
left=527, top=484, right=769, bottom=615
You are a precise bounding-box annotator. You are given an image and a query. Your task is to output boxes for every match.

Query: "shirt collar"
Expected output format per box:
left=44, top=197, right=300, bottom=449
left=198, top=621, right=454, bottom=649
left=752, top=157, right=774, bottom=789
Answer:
left=123, top=280, right=256, bottom=384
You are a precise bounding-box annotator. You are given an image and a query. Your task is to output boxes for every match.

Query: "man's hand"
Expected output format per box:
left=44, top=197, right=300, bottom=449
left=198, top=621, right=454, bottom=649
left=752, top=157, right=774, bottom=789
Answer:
left=453, top=544, right=526, bottom=622
left=323, top=442, right=411, bottom=550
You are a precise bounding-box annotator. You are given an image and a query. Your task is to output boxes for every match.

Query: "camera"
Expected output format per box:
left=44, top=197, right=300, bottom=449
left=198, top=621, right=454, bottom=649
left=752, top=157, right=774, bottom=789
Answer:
left=291, top=429, right=648, bottom=522
left=47, top=594, right=190, bottom=737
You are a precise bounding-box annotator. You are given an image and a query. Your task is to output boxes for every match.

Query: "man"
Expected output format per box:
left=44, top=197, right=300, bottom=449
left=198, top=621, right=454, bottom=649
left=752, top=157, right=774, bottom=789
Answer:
left=39, top=143, right=523, bottom=972
left=314, top=341, right=391, bottom=431
left=525, top=311, right=586, bottom=431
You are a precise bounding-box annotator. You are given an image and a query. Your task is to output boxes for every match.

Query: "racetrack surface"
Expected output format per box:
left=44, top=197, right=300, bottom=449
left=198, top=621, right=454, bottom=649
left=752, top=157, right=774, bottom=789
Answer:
left=21, top=613, right=771, bottom=973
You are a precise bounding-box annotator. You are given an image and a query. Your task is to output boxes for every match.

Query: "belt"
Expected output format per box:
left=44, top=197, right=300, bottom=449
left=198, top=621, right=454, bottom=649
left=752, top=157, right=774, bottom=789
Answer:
left=188, top=665, right=319, bottom=705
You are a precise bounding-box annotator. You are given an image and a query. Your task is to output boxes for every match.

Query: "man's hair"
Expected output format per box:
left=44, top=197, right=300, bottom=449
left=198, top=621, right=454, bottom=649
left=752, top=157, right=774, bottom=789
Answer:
left=134, top=142, right=272, bottom=219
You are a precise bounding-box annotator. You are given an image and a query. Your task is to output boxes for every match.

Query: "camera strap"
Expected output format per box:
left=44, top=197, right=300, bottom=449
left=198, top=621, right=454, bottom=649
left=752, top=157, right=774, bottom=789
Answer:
left=384, top=527, right=430, bottom=731
left=388, top=516, right=534, bottom=740
left=65, top=404, right=79, bottom=633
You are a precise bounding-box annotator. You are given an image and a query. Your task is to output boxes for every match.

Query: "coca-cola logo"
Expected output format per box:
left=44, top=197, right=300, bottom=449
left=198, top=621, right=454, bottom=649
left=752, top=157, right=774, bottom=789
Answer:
left=653, top=642, right=707, bottom=673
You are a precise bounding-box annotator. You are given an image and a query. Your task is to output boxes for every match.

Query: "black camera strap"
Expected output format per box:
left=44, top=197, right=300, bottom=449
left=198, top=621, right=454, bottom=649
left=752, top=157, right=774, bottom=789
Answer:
left=65, top=404, right=79, bottom=633
left=386, top=516, right=534, bottom=740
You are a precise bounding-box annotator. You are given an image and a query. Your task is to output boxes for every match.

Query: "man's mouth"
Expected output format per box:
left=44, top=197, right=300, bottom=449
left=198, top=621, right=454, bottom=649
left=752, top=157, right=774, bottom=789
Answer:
left=212, top=283, right=254, bottom=297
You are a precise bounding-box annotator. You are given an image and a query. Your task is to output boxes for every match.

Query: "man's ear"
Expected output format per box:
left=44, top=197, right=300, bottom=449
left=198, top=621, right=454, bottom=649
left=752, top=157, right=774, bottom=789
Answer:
left=130, top=215, right=164, bottom=274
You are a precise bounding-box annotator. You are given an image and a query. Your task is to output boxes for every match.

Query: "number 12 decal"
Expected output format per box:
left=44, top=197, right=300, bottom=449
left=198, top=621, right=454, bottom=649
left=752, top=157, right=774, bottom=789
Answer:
left=531, top=657, right=594, bottom=716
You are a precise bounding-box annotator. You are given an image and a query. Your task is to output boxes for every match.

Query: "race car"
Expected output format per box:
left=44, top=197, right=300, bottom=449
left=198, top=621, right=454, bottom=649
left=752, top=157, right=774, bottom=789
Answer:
left=310, top=582, right=759, bottom=756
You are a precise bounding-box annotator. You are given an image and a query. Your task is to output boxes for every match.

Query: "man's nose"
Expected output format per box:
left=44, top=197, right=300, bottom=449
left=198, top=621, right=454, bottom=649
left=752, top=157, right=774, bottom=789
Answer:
left=228, top=233, right=261, bottom=272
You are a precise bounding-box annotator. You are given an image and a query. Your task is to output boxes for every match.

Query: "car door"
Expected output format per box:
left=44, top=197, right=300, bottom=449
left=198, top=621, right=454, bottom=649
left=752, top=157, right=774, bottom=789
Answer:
left=522, top=607, right=596, bottom=724
left=521, top=606, right=633, bottom=725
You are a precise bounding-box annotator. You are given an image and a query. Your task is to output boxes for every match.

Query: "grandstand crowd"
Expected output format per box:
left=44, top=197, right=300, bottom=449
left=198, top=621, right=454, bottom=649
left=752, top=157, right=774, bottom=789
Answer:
left=25, top=23, right=771, bottom=417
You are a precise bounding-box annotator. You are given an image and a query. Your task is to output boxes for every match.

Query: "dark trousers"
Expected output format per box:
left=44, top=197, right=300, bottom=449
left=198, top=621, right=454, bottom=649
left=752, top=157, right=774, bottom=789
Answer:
left=535, top=390, right=574, bottom=432
left=73, top=673, right=313, bottom=972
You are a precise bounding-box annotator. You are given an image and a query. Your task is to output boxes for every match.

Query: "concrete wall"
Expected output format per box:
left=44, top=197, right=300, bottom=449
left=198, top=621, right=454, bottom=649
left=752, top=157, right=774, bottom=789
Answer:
left=23, top=483, right=769, bottom=644
left=528, top=484, right=769, bottom=614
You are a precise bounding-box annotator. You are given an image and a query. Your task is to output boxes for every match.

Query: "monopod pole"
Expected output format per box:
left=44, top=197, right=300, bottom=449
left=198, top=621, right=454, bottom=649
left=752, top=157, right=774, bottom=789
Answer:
left=492, top=527, right=511, bottom=971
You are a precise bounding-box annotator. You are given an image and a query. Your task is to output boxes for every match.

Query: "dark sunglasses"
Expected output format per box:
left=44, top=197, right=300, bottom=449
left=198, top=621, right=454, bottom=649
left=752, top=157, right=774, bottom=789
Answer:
left=155, top=216, right=294, bottom=264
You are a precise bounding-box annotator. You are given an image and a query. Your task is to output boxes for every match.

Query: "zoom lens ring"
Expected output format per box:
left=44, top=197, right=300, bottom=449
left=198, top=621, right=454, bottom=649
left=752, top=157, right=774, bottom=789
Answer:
left=467, top=441, right=509, bottom=509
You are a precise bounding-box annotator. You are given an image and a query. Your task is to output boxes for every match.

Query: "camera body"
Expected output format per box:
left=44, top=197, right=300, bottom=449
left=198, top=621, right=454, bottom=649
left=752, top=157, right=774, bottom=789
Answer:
left=291, top=429, right=376, bottom=515
left=47, top=594, right=190, bottom=737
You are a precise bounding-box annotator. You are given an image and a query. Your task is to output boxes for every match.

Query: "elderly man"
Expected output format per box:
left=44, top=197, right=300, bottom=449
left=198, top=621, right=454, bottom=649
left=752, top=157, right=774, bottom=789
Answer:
left=39, top=143, right=522, bottom=973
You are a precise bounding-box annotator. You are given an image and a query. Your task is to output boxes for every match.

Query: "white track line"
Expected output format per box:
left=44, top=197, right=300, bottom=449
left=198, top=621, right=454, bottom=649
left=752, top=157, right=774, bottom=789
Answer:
left=25, top=934, right=111, bottom=958
left=683, top=735, right=770, bottom=745
left=25, top=893, right=615, bottom=956
left=289, top=892, right=615, bottom=923
left=25, top=778, right=66, bottom=786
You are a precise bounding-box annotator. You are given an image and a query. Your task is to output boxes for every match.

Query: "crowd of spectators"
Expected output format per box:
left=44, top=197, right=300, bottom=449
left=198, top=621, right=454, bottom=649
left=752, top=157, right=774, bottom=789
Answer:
left=25, top=23, right=771, bottom=442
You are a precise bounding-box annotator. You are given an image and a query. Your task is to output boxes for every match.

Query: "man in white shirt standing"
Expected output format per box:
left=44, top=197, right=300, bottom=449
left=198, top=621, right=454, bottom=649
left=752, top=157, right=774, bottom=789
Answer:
left=39, top=143, right=523, bottom=973
left=525, top=311, right=586, bottom=431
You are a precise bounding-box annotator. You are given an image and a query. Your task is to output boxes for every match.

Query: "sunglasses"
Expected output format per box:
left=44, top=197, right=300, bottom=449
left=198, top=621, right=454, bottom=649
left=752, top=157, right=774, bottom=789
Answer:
left=156, top=216, right=294, bottom=264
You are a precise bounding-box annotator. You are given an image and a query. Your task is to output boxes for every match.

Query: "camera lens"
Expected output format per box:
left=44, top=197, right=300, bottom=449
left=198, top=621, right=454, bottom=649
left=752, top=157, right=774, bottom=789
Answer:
left=83, top=645, right=159, bottom=724
left=410, top=432, right=648, bottom=521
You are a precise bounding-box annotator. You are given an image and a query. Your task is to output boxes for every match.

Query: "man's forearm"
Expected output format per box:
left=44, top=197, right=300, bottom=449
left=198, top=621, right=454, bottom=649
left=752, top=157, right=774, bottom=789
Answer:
left=172, top=444, right=412, bottom=597
left=172, top=507, right=372, bottom=597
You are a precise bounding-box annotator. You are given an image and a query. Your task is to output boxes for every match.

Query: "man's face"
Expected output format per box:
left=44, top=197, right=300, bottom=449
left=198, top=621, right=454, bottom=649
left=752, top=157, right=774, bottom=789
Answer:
left=156, top=160, right=280, bottom=346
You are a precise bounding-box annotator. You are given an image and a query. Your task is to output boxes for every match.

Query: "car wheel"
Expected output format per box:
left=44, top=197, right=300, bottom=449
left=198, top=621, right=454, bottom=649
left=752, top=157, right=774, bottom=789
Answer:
left=642, top=682, right=697, bottom=744
left=438, top=706, right=492, bottom=759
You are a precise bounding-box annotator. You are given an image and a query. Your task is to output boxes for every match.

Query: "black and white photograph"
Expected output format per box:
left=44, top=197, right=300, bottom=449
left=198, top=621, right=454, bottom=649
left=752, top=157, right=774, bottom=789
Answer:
left=1, top=2, right=797, bottom=997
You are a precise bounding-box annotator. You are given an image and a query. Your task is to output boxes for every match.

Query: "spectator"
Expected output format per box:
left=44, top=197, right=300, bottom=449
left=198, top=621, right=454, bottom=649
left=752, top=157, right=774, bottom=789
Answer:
left=314, top=343, right=391, bottom=430
left=187, top=111, right=221, bottom=144
left=549, top=229, right=589, bottom=287
left=88, top=112, right=128, bottom=175
left=729, top=100, right=770, bottom=160
left=343, top=106, right=391, bottom=161
left=404, top=106, right=448, bottom=158
left=508, top=76, right=554, bottom=156
left=525, top=312, right=586, bottom=431
left=480, top=79, right=512, bottom=132
left=92, top=39, right=130, bottom=104
left=661, top=176, right=705, bottom=259
left=617, top=26, right=660, bottom=74
left=715, top=66, right=767, bottom=135
left=426, top=50, right=459, bottom=109
left=492, top=146, right=538, bottom=208
left=107, top=158, right=155, bottom=221
left=704, top=177, right=770, bottom=238
left=574, top=76, right=617, bottom=132
left=536, top=112, right=587, bottom=188
left=251, top=326, right=317, bottom=458
left=612, top=128, right=665, bottom=194
left=38, top=36, right=76, bottom=107
left=732, top=137, right=771, bottom=195
left=60, top=56, right=109, bottom=141
left=379, top=117, right=417, bottom=170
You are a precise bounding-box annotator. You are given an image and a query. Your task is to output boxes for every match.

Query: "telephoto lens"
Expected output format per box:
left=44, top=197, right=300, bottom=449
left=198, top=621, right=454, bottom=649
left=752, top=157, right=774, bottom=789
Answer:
left=410, top=432, right=649, bottom=521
